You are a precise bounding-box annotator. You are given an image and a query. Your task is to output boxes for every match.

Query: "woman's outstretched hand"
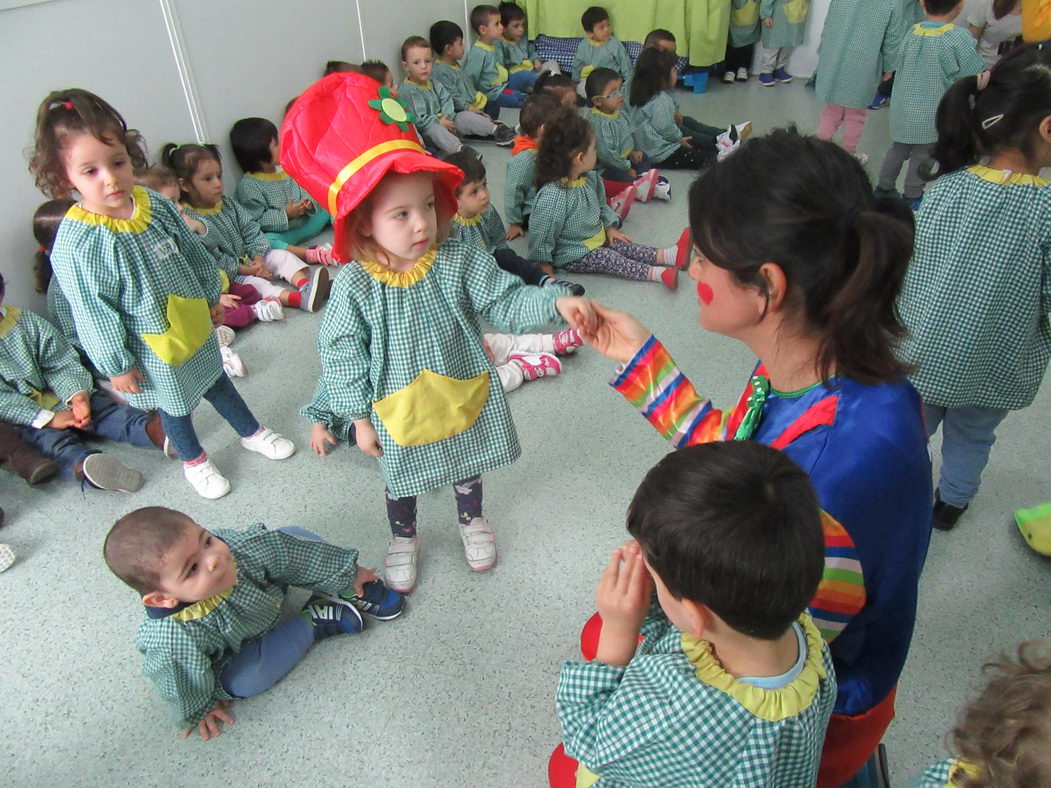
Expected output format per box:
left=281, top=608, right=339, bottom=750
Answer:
left=577, top=301, right=651, bottom=364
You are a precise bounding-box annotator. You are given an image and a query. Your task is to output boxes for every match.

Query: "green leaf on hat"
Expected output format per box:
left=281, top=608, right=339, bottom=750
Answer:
left=367, top=86, right=417, bottom=132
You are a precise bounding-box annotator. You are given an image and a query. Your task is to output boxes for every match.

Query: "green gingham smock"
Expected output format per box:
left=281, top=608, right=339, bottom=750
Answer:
left=433, top=61, right=486, bottom=112
left=907, top=758, right=974, bottom=787
left=898, top=165, right=1051, bottom=410
left=136, top=524, right=360, bottom=731
left=573, top=36, right=633, bottom=83
left=316, top=240, right=560, bottom=498
left=301, top=379, right=355, bottom=444
left=505, top=148, right=538, bottom=226
left=398, top=79, right=456, bottom=133
left=556, top=607, right=837, bottom=787
left=816, top=0, right=912, bottom=108
left=46, top=280, right=83, bottom=354
left=0, top=307, right=92, bottom=427
left=586, top=108, right=635, bottom=173
left=630, top=92, right=681, bottom=163
left=500, top=36, right=539, bottom=71
left=760, top=0, right=810, bottom=48
left=464, top=42, right=508, bottom=103
left=181, top=198, right=270, bottom=279
left=50, top=186, right=222, bottom=417
left=449, top=206, right=510, bottom=253
left=234, top=171, right=322, bottom=234
left=529, top=172, right=619, bottom=267
left=889, top=23, right=986, bottom=144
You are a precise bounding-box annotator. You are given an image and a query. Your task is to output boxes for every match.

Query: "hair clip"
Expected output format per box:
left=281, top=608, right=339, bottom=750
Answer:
left=976, top=70, right=991, bottom=91
left=62, top=100, right=73, bottom=109
left=981, top=113, right=1004, bottom=129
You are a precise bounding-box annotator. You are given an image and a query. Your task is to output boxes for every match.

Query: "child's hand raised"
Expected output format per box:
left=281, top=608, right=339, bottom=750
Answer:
left=594, top=541, right=652, bottom=667
left=578, top=301, right=651, bottom=364
left=353, top=418, right=383, bottom=457
left=555, top=296, right=597, bottom=336
left=310, top=423, right=338, bottom=456
left=181, top=700, right=235, bottom=742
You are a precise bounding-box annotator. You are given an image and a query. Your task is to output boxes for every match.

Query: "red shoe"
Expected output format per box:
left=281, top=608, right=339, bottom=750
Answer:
left=660, top=267, right=679, bottom=290
left=607, top=185, right=636, bottom=223
left=675, top=227, right=692, bottom=269
left=632, top=169, right=659, bottom=203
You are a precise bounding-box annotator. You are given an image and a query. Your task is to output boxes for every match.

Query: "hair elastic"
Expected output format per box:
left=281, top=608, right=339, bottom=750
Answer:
left=37, top=244, right=48, bottom=253
left=62, top=100, right=73, bottom=109
left=976, top=70, right=991, bottom=91
left=981, top=113, right=1004, bottom=129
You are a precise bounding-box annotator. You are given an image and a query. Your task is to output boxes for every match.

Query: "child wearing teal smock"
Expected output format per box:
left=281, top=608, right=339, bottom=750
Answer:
left=758, top=0, right=811, bottom=84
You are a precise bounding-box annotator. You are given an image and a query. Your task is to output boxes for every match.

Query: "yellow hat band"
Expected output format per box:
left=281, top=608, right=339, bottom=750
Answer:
left=327, top=139, right=426, bottom=216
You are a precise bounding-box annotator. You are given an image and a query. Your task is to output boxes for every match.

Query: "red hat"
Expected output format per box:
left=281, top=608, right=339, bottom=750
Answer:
left=280, top=73, right=464, bottom=262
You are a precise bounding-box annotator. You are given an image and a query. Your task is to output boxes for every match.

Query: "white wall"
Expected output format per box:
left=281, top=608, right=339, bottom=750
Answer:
left=0, top=0, right=468, bottom=313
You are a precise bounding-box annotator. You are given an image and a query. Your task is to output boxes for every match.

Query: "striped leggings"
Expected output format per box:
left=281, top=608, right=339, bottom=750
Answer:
left=562, top=240, right=657, bottom=281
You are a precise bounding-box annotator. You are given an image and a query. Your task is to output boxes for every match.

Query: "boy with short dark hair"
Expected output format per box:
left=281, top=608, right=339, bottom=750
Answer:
left=464, top=4, right=526, bottom=119
left=498, top=1, right=561, bottom=94
left=573, top=6, right=632, bottom=86
left=105, top=506, right=405, bottom=740
left=555, top=441, right=837, bottom=786
left=504, top=92, right=561, bottom=240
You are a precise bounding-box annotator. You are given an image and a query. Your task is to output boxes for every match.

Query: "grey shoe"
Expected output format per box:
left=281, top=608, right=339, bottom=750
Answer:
left=81, top=453, right=145, bottom=492
left=492, top=124, right=516, bottom=145
left=298, top=266, right=331, bottom=313
left=461, top=145, right=482, bottom=160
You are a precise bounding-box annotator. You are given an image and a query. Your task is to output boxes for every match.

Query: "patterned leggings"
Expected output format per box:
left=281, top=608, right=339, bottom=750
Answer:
left=386, top=475, right=483, bottom=537
left=562, top=240, right=657, bottom=281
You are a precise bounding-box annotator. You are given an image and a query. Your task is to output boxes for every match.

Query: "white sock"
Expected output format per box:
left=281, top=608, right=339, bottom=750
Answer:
left=647, top=266, right=663, bottom=281
left=660, top=246, right=677, bottom=265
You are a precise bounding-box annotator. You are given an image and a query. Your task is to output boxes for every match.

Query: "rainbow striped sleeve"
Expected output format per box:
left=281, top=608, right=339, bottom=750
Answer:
left=611, top=336, right=725, bottom=448
left=810, top=512, right=867, bottom=642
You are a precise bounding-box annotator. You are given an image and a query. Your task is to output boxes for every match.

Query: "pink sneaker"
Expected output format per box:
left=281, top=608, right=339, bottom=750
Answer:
left=607, top=185, right=636, bottom=223
left=632, top=169, right=659, bottom=203
left=553, top=328, right=584, bottom=355
left=508, top=352, right=562, bottom=381
left=305, top=244, right=336, bottom=265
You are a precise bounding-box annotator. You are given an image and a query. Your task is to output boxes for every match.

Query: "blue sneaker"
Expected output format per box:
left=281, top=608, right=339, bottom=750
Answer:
left=909, top=196, right=923, bottom=212
left=758, top=72, right=776, bottom=87
left=868, top=93, right=889, bottom=110
left=300, top=596, right=364, bottom=640
left=772, top=68, right=794, bottom=83
left=344, top=579, right=406, bottom=621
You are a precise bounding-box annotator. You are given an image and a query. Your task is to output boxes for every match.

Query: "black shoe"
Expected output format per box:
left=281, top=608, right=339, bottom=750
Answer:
left=544, top=277, right=585, bottom=296
left=932, top=492, right=968, bottom=531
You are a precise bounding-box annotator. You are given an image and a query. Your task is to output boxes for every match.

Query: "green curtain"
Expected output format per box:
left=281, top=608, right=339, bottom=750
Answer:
left=518, top=0, right=730, bottom=66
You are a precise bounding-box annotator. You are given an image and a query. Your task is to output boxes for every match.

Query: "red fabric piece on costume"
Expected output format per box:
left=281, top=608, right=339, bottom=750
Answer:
left=817, top=686, right=897, bottom=788
left=548, top=743, right=579, bottom=788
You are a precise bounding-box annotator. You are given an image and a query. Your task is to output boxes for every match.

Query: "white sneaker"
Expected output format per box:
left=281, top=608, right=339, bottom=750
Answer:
left=240, top=427, right=296, bottom=460
left=722, top=70, right=735, bottom=83
left=220, top=346, right=247, bottom=378
left=184, top=458, right=231, bottom=499
left=385, top=536, right=419, bottom=593
left=459, top=517, right=497, bottom=571
left=734, top=121, right=753, bottom=140
left=251, top=298, right=284, bottom=322
left=214, top=325, right=235, bottom=347
left=652, top=177, right=672, bottom=201
left=737, top=67, right=749, bottom=81
left=0, top=544, right=15, bottom=573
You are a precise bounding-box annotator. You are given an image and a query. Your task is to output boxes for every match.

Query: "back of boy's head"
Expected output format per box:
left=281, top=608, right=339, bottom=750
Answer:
left=359, top=59, right=391, bottom=85
left=444, top=150, right=486, bottom=192
left=950, top=641, right=1051, bottom=787
left=629, top=47, right=678, bottom=107
left=401, top=36, right=431, bottom=62
left=104, top=507, right=196, bottom=595
left=626, top=441, right=824, bottom=641
left=470, top=4, right=500, bottom=33
left=519, top=92, right=560, bottom=137
left=136, top=165, right=178, bottom=193
left=644, top=28, right=676, bottom=50
left=535, top=106, right=594, bottom=188
left=324, top=60, right=360, bottom=76
left=924, top=0, right=963, bottom=15
left=229, top=117, right=278, bottom=173
left=32, top=198, right=76, bottom=293
left=499, top=1, right=525, bottom=26
left=581, top=5, right=609, bottom=32
left=930, top=43, right=1051, bottom=177
left=159, top=143, right=221, bottom=185
left=430, top=20, right=464, bottom=55
left=585, top=67, right=621, bottom=101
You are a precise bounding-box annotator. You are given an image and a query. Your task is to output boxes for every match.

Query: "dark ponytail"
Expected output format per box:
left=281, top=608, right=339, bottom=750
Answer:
left=31, top=198, right=76, bottom=293
left=535, top=107, right=594, bottom=189
left=689, top=127, right=915, bottom=385
left=926, top=44, right=1051, bottom=178
left=159, top=143, right=222, bottom=200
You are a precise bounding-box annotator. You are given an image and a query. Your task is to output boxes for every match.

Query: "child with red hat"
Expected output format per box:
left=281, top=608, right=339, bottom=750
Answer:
left=284, top=74, right=594, bottom=593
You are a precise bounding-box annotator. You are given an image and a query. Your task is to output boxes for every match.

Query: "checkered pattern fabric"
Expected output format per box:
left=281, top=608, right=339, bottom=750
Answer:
left=573, top=36, right=633, bottom=82
left=587, top=109, right=634, bottom=172
left=301, top=379, right=355, bottom=444
left=433, top=61, right=482, bottom=113
left=234, top=172, right=322, bottom=234
left=630, top=92, right=682, bottom=163
left=0, top=307, right=92, bottom=426
left=136, top=524, right=360, bottom=730
left=399, top=79, right=456, bottom=132
left=449, top=207, right=510, bottom=254
left=50, top=187, right=223, bottom=417
left=909, top=758, right=957, bottom=787
left=528, top=172, right=619, bottom=266
left=46, top=281, right=83, bottom=356
left=760, top=0, right=810, bottom=48
left=898, top=166, right=1051, bottom=410
left=182, top=199, right=270, bottom=278
left=504, top=148, right=538, bottom=226
left=815, top=0, right=912, bottom=108
left=463, top=42, right=507, bottom=103
left=316, top=240, right=560, bottom=498
left=556, top=609, right=837, bottom=787
left=889, top=23, right=986, bottom=144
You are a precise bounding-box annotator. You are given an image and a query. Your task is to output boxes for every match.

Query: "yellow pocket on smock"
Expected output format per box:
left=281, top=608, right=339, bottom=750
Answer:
left=580, top=64, right=596, bottom=80
left=472, top=91, right=488, bottom=110
left=372, top=368, right=490, bottom=447
left=732, top=0, right=759, bottom=26
left=141, top=294, right=212, bottom=366
left=492, top=63, right=509, bottom=86
left=784, top=0, right=809, bottom=24
left=28, top=388, right=60, bottom=411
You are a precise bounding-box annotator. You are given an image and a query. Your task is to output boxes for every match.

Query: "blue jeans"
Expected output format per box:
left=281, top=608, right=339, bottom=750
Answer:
left=485, top=89, right=527, bottom=120
left=507, top=69, right=538, bottom=93
left=159, top=374, right=260, bottom=461
left=17, top=390, right=155, bottom=480
left=219, top=526, right=325, bottom=698
left=599, top=152, right=654, bottom=183
left=924, top=403, right=1009, bottom=507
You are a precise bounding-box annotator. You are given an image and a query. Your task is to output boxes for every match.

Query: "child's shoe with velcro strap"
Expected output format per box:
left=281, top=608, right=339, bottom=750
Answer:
left=342, top=579, right=406, bottom=621
left=251, top=298, right=284, bottom=322
left=305, top=244, right=336, bottom=265
left=509, top=352, right=561, bottom=381
left=300, top=596, right=364, bottom=640
left=184, top=457, right=231, bottom=499
left=459, top=517, right=497, bottom=571
left=240, top=427, right=296, bottom=460
left=384, top=536, right=419, bottom=593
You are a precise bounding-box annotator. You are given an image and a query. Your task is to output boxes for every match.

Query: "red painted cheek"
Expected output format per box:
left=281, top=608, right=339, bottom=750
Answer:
left=697, top=282, right=714, bottom=305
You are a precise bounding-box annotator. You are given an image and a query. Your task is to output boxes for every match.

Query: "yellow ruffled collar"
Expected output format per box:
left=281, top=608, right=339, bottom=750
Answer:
left=183, top=199, right=223, bottom=215
left=359, top=247, right=436, bottom=287
left=246, top=170, right=288, bottom=182
left=452, top=212, right=484, bottom=226
left=561, top=175, right=589, bottom=188
left=406, top=78, right=432, bottom=90
left=66, top=185, right=152, bottom=234
left=680, top=614, right=827, bottom=722
left=969, top=164, right=1049, bottom=187
left=0, top=307, right=21, bottom=339
left=171, top=562, right=238, bottom=622
left=590, top=107, right=620, bottom=119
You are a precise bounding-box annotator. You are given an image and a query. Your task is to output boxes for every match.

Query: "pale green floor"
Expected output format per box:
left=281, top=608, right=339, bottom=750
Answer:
left=1, top=77, right=1048, bottom=787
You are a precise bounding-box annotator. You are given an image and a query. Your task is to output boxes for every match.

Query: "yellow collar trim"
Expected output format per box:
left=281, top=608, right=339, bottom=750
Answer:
left=586, top=35, right=609, bottom=46
left=680, top=614, right=827, bottom=722
left=0, top=306, right=22, bottom=340
left=969, top=164, right=1049, bottom=186
left=561, top=176, right=589, bottom=188
left=183, top=199, right=223, bottom=215
left=948, top=760, right=981, bottom=785
left=66, top=186, right=152, bottom=234
left=359, top=247, right=436, bottom=287
left=327, top=139, right=426, bottom=216
left=913, top=22, right=953, bottom=36
left=406, top=78, right=432, bottom=90
left=171, top=571, right=237, bottom=621
left=452, top=212, right=483, bottom=226
left=246, top=170, right=288, bottom=181
left=590, top=107, right=620, bottom=119
left=475, top=41, right=495, bottom=51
